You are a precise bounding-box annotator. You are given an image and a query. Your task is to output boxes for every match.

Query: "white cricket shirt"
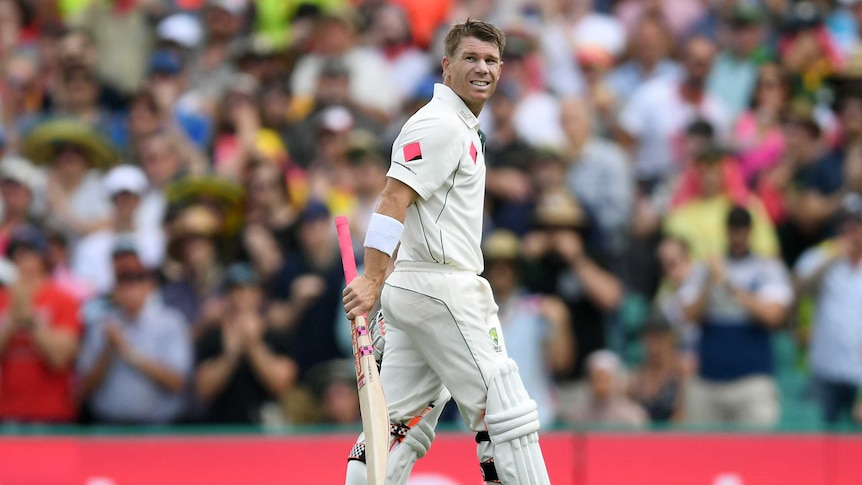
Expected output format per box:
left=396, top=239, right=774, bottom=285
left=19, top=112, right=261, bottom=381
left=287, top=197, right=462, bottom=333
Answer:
left=387, top=83, right=487, bottom=274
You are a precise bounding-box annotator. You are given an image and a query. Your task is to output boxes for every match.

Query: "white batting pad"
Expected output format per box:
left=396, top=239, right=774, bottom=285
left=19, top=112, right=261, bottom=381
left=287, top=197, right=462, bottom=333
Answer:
left=485, top=359, right=551, bottom=484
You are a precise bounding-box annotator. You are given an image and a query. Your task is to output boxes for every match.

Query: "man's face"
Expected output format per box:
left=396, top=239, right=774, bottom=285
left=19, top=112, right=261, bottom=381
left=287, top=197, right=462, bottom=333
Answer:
left=684, top=38, right=715, bottom=84
left=728, top=226, right=751, bottom=256
left=442, top=36, right=502, bottom=114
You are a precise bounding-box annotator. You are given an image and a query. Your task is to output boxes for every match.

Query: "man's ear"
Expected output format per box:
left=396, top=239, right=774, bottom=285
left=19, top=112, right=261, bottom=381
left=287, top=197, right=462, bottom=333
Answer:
left=442, top=56, right=450, bottom=79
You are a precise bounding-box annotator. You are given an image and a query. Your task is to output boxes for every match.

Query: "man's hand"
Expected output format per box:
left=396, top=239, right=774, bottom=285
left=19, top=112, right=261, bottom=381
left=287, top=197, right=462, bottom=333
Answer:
left=342, top=274, right=383, bottom=321
left=290, top=274, right=326, bottom=305
left=552, top=229, right=585, bottom=264
left=222, top=322, right=245, bottom=358
left=105, top=323, right=130, bottom=358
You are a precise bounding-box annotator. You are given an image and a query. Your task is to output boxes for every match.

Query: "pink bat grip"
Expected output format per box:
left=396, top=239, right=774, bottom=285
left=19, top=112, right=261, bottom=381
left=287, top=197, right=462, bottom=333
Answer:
left=335, top=216, right=359, bottom=284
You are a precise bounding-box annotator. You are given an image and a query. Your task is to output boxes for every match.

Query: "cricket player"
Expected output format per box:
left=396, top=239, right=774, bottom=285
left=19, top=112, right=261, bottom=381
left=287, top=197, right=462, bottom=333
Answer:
left=342, top=19, right=551, bottom=484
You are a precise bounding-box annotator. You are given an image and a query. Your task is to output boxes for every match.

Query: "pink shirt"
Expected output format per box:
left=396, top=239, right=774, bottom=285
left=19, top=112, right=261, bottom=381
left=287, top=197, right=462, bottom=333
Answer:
left=733, top=111, right=785, bottom=183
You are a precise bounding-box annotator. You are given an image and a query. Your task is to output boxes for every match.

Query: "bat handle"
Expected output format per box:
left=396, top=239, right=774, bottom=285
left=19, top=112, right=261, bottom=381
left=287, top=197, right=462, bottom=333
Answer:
left=335, top=215, right=359, bottom=284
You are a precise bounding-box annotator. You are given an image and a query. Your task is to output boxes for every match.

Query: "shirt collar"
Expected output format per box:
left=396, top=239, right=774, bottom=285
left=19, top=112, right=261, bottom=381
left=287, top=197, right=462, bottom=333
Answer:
left=433, top=83, right=480, bottom=130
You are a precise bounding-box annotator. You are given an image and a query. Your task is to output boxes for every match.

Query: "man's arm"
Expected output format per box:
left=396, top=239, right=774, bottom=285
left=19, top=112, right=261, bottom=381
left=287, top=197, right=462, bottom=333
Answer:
left=79, top=345, right=113, bottom=401
left=0, top=321, right=15, bottom=358
left=541, top=296, right=575, bottom=374
left=730, top=289, right=789, bottom=328
left=680, top=263, right=714, bottom=324
left=343, top=177, right=418, bottom=320
left=31, top=324, right=79, bottom=372
left=195, top=352, right=241, bottom=401
left=245, top=340, right=298, bottom=397
left=125, top=350, right=186, bottom=393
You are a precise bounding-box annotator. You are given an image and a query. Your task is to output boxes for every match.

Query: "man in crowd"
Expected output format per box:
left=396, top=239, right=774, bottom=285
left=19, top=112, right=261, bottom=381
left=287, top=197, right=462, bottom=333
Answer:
left=195, top=263, right=297, bottom=424
left=0, top=224, right=81, bottom=422
left=77, top=241, right=191, bottom=424
left=681, top=206, right=793, bottom=426
left=795, top=194, right=862, bottom=425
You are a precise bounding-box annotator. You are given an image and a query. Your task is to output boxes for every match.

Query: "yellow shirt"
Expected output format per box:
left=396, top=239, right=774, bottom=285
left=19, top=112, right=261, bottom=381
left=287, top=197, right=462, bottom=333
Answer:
left=663, top=195, right=779, bottom=260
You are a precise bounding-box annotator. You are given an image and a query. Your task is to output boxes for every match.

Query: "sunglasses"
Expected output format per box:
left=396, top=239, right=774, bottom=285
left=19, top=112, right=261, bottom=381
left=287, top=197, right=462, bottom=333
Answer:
left=115, top=272, right=149, bottom=284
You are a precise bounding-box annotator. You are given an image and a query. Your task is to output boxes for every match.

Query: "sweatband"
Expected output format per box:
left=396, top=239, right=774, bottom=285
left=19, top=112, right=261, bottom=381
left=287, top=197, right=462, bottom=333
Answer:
left=364, top=213, right=403, bottom=256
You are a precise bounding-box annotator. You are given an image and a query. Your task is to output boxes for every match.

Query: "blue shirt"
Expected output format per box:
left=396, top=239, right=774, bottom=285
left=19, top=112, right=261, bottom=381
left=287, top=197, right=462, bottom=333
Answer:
left=606, top=59, right=682, bottom=103
left=78, top=294, right=192, bottom=423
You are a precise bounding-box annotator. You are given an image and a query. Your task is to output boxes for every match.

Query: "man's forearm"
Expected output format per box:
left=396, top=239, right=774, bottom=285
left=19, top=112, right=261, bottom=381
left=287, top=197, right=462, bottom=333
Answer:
left=195, top=353, right=240, bottom=401
left=247, top=341, right=297, bottom=396
left=127, top=352, right=186, bottom=393
left=31, top=325, right=78, bottom=371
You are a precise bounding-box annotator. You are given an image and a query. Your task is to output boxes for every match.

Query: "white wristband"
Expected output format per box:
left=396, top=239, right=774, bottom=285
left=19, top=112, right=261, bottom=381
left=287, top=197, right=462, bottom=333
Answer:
left=364, top=213, right=404, bottom=257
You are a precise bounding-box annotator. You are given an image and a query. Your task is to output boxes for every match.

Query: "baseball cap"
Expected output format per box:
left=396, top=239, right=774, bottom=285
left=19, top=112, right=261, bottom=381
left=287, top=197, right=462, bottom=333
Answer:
left=0, top=155, right=43, bottom=193
left=103, top=164, right=148, bottom=197
left=224, top=262, right=261, bottom=288
left=208, top=0, right=247, bottom=15
left=728, top=4, right=767, bottom=28
left=157, top=13, right=203, bottom=49
left=299, top=199, right=331, bottom=223
left=317, top=106, right=354, bottom=133
left=6, top=224, right=49, bottom=258
left=149, top=50, right=184, bottom=76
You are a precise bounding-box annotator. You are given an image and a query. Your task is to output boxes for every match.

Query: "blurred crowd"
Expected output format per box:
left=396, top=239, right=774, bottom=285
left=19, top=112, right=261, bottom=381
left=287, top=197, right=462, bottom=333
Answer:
left=1, top=0, right=862, bottom=431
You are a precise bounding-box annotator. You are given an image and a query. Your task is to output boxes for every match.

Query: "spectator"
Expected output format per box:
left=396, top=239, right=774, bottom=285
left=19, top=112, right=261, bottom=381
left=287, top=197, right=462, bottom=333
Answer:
left=483, top=86, right=536, bottom=236
left=664, top=144, right=780, bottom=259
left=680, top=206, right=793, bottom=427
left=606, top=15, right=681, bottom=105
left=72, top=164, right=165, bottom=294
left=77, top=241, right=192, bottom=424
left=0, top=156, right=44, bottom=254
left=0, top=224, right=81, bottom=422
left=521, top=188, right=623, bottom=384
left=732, top=63, right=791, bottom=186
left=654, top=236, right=699, bottom=360
left=795, top=194, right=862, bottom=425
left=561, top=97, right=634, bottom=263
left=304, top=358, right=360, bottom=425
left=184, top=0, right=245, bottom=113
left=614, top=0, right=706, bottom=40
left=267, top=200, right=349, bottom=377
left=628, top=317, right=687, bottom=423
left=239, top=162, right=298, bottom=281
left=707, top=4, right=772, bottom=119
left=289, top=12, right=398, bottom=120
left=564, top=349, right=648, bottom=428
left=68, top=0, right=157, bottom=95
left=195, top=263, right=297, bottom=424
left=483, top=229, right=574, bottom=426
left=618, top=35, right=731, bottom=185
left=161, top=205, right=226, bottom=332
left=790, top=87, right=862, bottom=240
left=26, top=121, right=113, bottom=245
left=365, top=3, right=432, bottom=107
left=757, top=111, right=827, bottom=265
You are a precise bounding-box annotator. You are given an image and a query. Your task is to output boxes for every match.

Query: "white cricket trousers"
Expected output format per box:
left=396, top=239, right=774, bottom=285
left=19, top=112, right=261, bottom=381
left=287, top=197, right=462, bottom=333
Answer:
left=380, top=263, right=510, bottom=432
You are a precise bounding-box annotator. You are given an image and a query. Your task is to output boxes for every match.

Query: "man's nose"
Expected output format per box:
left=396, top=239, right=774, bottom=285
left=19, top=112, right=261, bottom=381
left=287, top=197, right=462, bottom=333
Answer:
left=475, top=59, right=489, bottom=73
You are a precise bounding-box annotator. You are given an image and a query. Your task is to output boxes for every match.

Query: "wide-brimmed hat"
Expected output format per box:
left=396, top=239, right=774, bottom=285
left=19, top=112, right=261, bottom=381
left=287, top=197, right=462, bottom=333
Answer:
left=165, top=176, right=245, bottom=236
left=20, top=118, right=118, bottom=168
left=532, top=189, right=589, bottom=229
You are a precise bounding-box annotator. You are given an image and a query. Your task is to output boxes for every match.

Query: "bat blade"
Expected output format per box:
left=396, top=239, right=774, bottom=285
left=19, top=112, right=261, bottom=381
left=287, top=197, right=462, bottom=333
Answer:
left=335, top=216, right=389, bottom=485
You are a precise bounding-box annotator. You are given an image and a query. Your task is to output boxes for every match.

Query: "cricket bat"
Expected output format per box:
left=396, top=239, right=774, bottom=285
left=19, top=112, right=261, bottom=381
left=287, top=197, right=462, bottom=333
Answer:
left=335, top=216, right=389, bottom=484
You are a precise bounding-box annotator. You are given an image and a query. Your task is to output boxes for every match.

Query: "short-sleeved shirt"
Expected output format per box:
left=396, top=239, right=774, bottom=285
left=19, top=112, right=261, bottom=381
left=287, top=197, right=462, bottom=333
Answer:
left=77, top=295, right=192, bottom=424
left=795, top=243, right=862, bottom=384
left=195, top=326, right=293, bottom=424
left=0, top=283, right=81, bottom=422
left=387, top=83, right=487, bottom=274
left=680, top=255, right=793, bottom=381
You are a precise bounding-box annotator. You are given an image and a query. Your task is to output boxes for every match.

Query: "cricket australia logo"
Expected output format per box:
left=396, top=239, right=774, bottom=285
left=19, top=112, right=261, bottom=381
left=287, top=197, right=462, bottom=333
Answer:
left=489, top=327, right=502, bottom=353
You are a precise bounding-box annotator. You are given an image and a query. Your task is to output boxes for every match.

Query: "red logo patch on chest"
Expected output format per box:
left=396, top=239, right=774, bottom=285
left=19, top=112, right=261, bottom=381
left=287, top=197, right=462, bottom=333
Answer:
left=470, top=143, right=478, bottom=164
